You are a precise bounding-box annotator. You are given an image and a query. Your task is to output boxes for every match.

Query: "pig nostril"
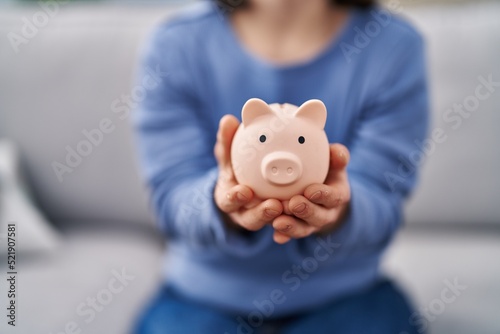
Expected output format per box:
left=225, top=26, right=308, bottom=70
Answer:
left=272, top=167, right=278, bottom=175
left=287, top=167, right=293, bottom=174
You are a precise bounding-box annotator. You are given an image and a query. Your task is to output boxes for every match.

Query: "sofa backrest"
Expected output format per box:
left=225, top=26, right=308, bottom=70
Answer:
left=403, top=3, right=500, bottom=225
left=0, top=2, right=499, bottom=226
left=0, top=4, right=177, bottom=225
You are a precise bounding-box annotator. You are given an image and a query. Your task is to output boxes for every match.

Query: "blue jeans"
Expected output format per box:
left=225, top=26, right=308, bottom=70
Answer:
left=133, top=279, right=419, bottom=334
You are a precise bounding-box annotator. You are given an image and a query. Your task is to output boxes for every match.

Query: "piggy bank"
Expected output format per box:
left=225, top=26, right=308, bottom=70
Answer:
left=231, top=98, right=330, bottom=200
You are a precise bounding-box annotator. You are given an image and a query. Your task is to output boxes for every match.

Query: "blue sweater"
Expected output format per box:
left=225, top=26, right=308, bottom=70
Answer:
left=133, top=3, right=428, bottom=316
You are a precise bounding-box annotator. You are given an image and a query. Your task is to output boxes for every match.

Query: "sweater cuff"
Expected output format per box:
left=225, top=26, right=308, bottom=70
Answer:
left=328, top=177, right=367, bottom=246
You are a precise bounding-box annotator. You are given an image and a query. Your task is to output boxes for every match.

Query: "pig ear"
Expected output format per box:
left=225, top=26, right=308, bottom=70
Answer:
left=294, top=99, right=327, bottom=129
left=241, top=98, right=273, bottom=127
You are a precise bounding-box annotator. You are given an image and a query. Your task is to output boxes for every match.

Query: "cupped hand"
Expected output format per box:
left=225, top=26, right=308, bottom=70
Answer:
left=214, top=115, right=283, bottom=232
left=272, top=144, right=351, bottom=244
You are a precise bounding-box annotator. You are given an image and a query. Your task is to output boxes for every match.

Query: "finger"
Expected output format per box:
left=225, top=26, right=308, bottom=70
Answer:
left=288, top=195, right=336, bottom=228
left=272, top=215, right=316, bottom=239
left=214, top=114, right=240, bottom=170
left=281, top=200, right=292, bottom=215
left=216, top=184, right=253, bottom=213
left=216, top=167, right=236, bottom=188
left=323, top=144, right=350, bottom=187
left=273, top=231, right=292, bottom=244
left=304, top=183, right=349, bottom=209
left=235, top=199, right=282, bottom=231
left=329, top=144, right=350, bottom=171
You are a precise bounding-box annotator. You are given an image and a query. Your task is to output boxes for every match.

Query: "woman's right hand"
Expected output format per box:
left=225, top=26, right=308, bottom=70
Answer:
left=214, top=115, right=283, bottom=232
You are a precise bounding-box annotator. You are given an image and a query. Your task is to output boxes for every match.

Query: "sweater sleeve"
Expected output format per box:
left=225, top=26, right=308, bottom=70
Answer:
left=132, top=24, right=273, bottom=254
left=301, top=33, right=429, bottom=257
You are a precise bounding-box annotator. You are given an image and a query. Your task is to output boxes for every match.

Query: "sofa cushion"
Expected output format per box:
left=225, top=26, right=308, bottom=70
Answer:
left=382, top=226, right=500, bottom=334
left=0, top=140, right=60, bottom=254
left=0, top=223, right=165, bottom=334
left=0, top=223, right=497, bottom=334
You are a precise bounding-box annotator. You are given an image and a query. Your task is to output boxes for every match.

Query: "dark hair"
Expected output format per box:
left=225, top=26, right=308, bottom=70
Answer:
left=216, top=0, right=376, bottom=10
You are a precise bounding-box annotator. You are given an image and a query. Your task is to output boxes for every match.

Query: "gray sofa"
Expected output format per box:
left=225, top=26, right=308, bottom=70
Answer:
left=0, top=2, right=499, bottom=334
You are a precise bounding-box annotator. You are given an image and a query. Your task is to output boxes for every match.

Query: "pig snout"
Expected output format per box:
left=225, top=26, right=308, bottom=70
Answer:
left=261, top=152, right=302, bottom=185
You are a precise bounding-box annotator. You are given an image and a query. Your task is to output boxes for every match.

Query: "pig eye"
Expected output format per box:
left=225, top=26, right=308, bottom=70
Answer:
left=259, top=135, right=267, bottom=143
left=298, top=136, right=305, bottom=144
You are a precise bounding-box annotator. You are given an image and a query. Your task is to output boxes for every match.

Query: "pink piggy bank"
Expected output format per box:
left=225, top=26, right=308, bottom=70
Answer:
left=231, top=98, right=330, bottom=200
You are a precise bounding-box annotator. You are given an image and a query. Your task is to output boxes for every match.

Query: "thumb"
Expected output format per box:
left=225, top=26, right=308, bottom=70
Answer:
left=329, top=143, right=350, bottom=171
left=214, top=114, right=240, bottom=171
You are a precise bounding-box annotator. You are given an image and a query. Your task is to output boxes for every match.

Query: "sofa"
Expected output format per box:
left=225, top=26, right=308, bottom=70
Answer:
left=0, top=1, right=499, bottom=333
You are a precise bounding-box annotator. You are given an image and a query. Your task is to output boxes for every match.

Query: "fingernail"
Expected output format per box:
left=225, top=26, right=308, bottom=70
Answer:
left=293, top=203, right=306, bottom=214
left=236, top=192, right=248, bottom=201
left=265, top=208, right=280, bottom=217
left=338, top=151, right=346, bottom=164
left=309, top=191, right=321, bottom=201
left=339, top=149, right=348, bottom=163
left=280, top=224, right=291, bottom=232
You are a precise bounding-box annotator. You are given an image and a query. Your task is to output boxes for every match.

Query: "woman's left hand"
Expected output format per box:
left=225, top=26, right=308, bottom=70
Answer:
left=272, top=144, right=351, bottom=244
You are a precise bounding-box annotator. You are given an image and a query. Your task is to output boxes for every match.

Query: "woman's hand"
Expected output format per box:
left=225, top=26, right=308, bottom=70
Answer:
left=214, top=115, right=283, bottom=232
left=272, top=144, right=351, bottom=244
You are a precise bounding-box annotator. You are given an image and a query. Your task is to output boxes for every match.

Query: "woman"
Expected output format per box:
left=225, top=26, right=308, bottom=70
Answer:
left=133, top=0, right=428, bottom=333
